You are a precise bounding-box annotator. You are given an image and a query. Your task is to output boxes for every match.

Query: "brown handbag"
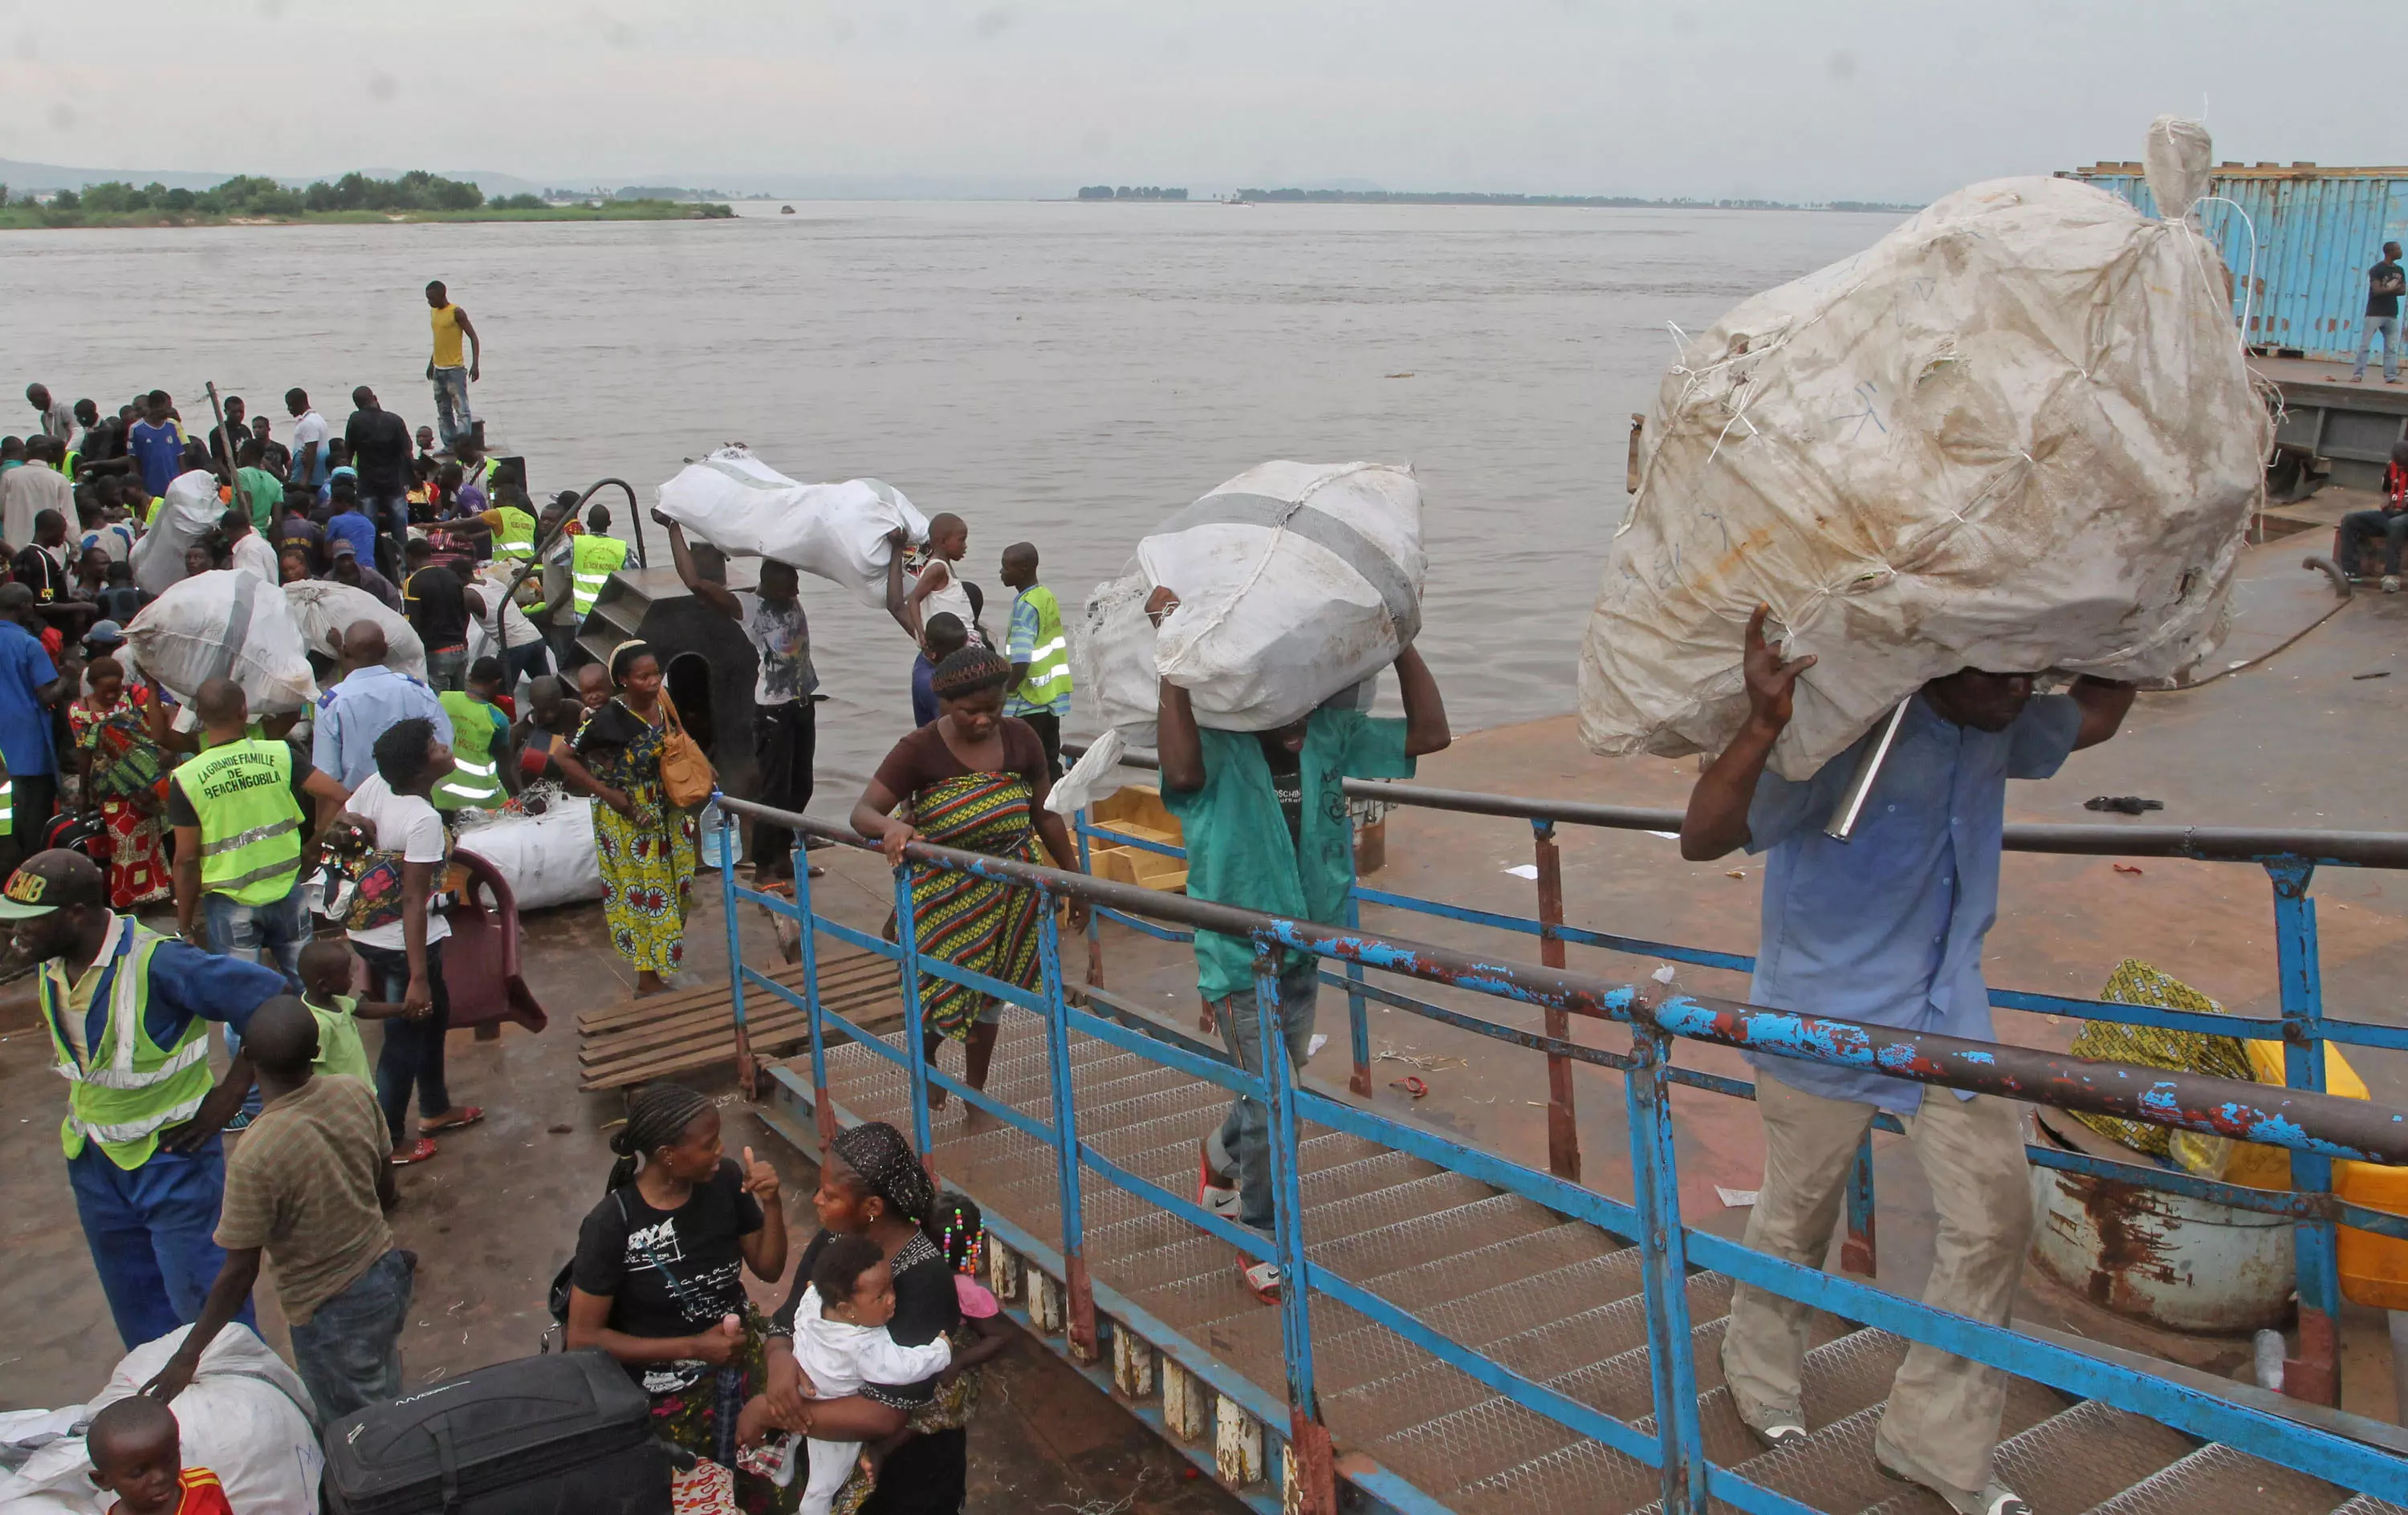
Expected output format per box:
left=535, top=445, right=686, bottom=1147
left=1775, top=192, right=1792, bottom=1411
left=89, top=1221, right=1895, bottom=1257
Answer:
left=656, top=694, right=716, bottom=810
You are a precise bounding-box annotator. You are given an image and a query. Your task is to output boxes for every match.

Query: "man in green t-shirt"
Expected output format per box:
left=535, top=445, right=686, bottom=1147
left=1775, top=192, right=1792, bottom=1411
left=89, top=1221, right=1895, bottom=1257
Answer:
left=1154, top=589, right=1450, bottom=1302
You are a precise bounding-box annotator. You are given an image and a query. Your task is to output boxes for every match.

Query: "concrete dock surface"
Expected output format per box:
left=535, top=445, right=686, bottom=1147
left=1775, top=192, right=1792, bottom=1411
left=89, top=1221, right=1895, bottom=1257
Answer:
left=3, top=528, right=2406, bottom=1495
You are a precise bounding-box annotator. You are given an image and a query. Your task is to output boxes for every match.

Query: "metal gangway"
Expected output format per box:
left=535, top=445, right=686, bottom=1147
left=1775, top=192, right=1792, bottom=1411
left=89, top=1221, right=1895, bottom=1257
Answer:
left=710, top=782, right=2408, bottom=1515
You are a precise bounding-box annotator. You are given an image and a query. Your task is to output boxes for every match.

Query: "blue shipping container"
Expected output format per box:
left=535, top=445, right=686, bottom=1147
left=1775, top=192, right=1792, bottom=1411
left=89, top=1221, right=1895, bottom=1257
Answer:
left=2065, top=162, right=2408, bottom=363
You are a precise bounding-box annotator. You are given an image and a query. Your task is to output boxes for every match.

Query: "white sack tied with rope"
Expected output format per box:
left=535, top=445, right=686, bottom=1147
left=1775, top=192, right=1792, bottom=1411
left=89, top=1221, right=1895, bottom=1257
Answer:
left=1076, top=461, right=1423, bottom=745
left=1577, top=116, right=2267, bottom=781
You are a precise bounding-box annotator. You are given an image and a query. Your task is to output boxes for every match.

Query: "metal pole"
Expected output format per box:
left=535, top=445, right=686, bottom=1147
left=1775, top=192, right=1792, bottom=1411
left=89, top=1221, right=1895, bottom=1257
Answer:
left=794, top=822, right=836, bottom=1146
left=1038, top=898, right=1098, bottom=1359
left=1533, top=818, right=1580, bottom=1183
left=1625, top=1020, right=1704, bottom=1513
left=1076, top=806, right=1104, bottom=989
left=1344, top=816, right=1372, bottom=1099
left=2271, top=860, right=2341, bottom=1406
left=716, top=801, right=758, bottom=1100
left=893, top=865, right=936, bottom=1172
left=1257, top=940, right=1334, bottom=1515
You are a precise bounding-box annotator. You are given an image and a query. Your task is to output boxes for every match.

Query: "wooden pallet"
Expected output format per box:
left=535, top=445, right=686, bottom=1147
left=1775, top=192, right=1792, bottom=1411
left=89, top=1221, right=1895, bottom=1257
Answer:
left=578, top=945, right=897, bottom=1090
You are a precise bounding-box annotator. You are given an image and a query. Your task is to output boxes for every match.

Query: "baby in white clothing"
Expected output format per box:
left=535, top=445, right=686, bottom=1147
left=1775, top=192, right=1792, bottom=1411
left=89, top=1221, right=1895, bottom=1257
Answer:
left=783, top=1235, right=954, bottom=1515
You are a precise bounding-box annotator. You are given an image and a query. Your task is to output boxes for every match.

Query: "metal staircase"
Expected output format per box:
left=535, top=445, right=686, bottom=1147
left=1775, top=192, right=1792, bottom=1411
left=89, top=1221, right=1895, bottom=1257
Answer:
left=775, top=1006, right=2398, bottom=1515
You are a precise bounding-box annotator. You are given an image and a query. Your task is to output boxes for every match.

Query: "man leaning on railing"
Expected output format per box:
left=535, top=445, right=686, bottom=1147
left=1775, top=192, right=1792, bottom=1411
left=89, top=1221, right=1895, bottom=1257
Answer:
left=1150, top=584, right=1452, bottom=1306
left=1679, top=606, right=2135, bottom=1515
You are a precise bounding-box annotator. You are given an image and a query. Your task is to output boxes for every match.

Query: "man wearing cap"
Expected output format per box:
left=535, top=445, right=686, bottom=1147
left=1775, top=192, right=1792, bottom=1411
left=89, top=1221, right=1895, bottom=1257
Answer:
left=6, top=849, right=289, bottom=1348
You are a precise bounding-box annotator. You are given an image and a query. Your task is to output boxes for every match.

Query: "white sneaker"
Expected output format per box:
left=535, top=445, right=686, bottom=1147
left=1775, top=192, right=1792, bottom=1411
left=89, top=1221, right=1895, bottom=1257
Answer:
left=2383, top=575, right=2400, bottom=594
left=1198, top=1139, right=1240, bottom=1221
left=1877, top=1454, right=2031, bottom=1515
left=1239, top=1255, right=1282, bottom=1303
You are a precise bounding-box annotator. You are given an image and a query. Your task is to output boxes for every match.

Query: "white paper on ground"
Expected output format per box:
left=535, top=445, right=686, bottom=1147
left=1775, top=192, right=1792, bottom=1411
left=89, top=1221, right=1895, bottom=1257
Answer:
left=1716, top=1187, right=1760, bottom=1208
left=1502, top=863, right=1540, bottom=879
left=1307, top=1034, right=1328, bottom=1058
left=1651, top=965, right=1678, bottom=984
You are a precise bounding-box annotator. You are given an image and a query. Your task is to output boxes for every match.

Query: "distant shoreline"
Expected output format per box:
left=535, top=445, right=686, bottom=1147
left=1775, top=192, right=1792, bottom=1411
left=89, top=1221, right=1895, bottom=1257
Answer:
left=0, top=200, right=734, bottom=230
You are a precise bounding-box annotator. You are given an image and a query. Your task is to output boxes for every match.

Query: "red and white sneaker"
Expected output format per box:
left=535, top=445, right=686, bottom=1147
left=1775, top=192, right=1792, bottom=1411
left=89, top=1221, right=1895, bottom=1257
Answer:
left=1239, top=1255, right=1282, bottom=1304
left=1198, top=1139, right=1240, bottom=1222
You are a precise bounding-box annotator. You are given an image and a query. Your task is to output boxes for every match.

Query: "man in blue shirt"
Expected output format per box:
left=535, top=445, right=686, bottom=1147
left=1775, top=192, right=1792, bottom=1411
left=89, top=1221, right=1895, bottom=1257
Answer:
left=1679, top=607, right=2132, bottom=1515
left=312, top=622, right=452, bottom=789
left=4, top=849, right=288, bottom=1347
left=125, top=390, right=187, bottom=498
left=0, top=582, right=77, bottom=872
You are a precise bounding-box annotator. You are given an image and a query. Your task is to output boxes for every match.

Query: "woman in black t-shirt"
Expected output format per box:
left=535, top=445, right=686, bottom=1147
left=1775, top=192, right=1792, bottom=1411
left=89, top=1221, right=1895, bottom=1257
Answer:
left=567, top=1082, right=788, bottom=1502
left=747, top=1121, right=966, bottom=1515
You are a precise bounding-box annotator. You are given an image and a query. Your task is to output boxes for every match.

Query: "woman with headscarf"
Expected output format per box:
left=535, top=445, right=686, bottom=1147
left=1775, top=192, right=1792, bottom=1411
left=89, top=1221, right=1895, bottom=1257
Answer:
left=567, top=1082, right=789, bottom=1509
left=850, top=646, right=1087, bottom=1103
left=749, top=1121, right=966, bottom=1515
left=555, top=640, right=700, bottom=993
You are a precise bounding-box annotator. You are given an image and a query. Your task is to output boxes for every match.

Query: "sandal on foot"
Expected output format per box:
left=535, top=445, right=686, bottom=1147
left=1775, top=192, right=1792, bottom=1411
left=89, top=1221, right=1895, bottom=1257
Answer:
left=390, top=1137, right=440, bottom=1165
left=421, top=1107, right=484, bottom=1135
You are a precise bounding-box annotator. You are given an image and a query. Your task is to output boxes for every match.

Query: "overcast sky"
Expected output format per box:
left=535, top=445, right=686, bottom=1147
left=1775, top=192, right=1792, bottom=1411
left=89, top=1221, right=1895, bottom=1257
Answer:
left=2, top=0, right=2402, bottom=199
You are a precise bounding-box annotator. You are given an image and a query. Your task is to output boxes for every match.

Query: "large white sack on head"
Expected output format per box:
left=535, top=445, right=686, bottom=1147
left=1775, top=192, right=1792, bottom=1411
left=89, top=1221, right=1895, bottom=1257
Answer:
left=456, top=796, right=604, bottom=910
left=655, top=446, right=929, bottom=608
left=128, top=469, right=225, bottom=598
left=1578, top=132, right=2266, bottom=782
left=284, top=580, right=425, bottom=678
left=1076, top=461, right=1423, bottom=737
left=124, top=571, right=319, bottom=713
left=0, top=1325, right=323, bottom=1515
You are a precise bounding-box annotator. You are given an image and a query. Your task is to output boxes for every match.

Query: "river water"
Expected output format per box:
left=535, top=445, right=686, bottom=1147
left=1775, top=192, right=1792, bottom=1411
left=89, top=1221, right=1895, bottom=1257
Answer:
left=0, top=201, right=1898, bottom=798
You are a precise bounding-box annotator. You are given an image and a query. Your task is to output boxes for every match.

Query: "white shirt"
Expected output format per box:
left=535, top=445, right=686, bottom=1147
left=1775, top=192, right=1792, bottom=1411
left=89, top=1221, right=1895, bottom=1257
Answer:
left=289, top=408, right=330, bottom=477
left=1, top=461, right=71, bottom=553
left=474, top=566, right=543, bottom=651
left=230, top=530, right=280, bottom=583
left=790, top=1286, right=954, bottom=1515
left=80, top=521, right=136, bottom=564
left=344, top=772, right=453, bottom=950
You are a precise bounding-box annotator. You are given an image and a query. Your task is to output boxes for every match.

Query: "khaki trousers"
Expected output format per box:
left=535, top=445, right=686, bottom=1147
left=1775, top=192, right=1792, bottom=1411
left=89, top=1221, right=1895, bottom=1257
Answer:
left=1720, top=1073, right=2032, bottom=1500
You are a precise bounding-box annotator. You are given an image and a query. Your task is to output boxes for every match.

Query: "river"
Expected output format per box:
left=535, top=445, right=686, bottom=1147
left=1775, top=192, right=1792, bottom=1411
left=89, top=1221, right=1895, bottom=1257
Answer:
left=0, top=200, right=1900, bottom=798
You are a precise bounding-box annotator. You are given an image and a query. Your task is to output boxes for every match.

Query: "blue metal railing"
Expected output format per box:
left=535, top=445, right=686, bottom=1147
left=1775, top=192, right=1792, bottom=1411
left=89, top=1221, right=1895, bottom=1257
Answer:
left=1071, top=754, right=2408, bottom=1407
left=712, top=793, right=2408, bottom=1515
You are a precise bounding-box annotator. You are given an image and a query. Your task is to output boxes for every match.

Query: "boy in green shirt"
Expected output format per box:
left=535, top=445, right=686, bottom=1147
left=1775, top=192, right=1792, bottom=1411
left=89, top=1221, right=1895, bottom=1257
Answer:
left=298, top=936, right=419, bottom=1086
left=1153, top=586, right=1450, bottom=1302
left=234, top=439, right=283, bottom=530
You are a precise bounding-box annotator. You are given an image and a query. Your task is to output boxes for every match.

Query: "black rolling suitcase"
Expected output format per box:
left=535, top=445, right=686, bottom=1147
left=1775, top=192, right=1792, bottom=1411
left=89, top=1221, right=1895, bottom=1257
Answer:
left=323, top=1349, right=673, bottom=1515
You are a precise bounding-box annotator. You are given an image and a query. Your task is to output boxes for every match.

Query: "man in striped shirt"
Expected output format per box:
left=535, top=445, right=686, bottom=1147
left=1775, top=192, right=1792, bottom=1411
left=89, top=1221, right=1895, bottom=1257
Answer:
left=1000, top=542, right=1071, bottom=778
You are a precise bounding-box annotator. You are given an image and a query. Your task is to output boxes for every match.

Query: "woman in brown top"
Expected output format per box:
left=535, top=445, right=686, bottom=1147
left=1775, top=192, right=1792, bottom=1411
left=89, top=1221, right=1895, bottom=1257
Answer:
left=852, top=646, right=1086, bottom=1101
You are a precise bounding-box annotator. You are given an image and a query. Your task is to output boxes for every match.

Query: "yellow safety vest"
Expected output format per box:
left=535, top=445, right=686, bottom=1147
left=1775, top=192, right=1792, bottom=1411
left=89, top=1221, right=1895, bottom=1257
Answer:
left=170, top=738, right=306, bottom=906
left=43, top=920, right=214, bottom=1168
left=433, top=691, right=505, bottom=810
left=488, top=504, right=535, bottom=561
left=571, top=533, right=628, bottom=616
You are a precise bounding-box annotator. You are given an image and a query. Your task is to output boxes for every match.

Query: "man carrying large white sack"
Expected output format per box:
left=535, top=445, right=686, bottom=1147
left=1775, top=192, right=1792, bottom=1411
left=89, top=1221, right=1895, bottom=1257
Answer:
left=1679, top=608, right=2133, bottom=1515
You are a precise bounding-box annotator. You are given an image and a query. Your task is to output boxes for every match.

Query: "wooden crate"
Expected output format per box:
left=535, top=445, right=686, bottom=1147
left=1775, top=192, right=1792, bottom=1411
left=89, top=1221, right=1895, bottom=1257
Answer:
left=1087, top=785, right=1187, bottom=892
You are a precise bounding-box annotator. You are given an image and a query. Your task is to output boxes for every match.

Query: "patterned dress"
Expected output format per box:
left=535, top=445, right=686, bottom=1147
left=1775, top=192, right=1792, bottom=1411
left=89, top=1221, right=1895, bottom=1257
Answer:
left=579, top=697, right=700, bottom=975
left=905, top=771, right=1046, bottom=1038
left=68, top=684, right=171, bottom=909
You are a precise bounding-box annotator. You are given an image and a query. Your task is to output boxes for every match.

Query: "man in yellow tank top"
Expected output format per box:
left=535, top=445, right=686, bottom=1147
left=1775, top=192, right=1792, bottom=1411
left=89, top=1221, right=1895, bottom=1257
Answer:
left=423, top=280, right=482, bottom=450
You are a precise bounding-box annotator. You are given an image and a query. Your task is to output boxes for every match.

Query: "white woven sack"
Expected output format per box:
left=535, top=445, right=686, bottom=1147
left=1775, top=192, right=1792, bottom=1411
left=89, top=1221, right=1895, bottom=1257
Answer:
left=654, top=445, right=929, bottom=608
left=124, top=570, right=319, bottom=713
left=1578, top=119, right=2266, bottom=780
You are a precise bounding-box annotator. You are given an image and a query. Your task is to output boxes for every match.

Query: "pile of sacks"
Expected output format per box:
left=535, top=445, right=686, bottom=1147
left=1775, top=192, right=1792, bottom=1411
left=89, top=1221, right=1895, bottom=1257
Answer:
left=1576, top=117, right=2269, bottom=780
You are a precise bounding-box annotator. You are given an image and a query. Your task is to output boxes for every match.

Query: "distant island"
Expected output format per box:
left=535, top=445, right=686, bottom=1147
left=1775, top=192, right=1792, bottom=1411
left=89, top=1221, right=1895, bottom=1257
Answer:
left=1079, top=185, right=1189, bottom=200
left=1226, top=188, right=1919, bottom=212
left=0, top=169, right=734, bottom=229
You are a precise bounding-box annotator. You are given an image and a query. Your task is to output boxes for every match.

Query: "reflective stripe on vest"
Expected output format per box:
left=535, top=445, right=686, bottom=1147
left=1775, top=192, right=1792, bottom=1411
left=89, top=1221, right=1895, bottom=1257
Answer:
left=490, top=505, right=535, bottom=560
left=171, top=739, right=306, bottom=905
left=570, top=534, right=628, bottom=615
left=1011, top=586, right=1073, bottom=709
left=43, top=921, right=214, bottom=1166
left=0, top=778, right=13, bottom=834
left=433, top=691, right=504, bottom=810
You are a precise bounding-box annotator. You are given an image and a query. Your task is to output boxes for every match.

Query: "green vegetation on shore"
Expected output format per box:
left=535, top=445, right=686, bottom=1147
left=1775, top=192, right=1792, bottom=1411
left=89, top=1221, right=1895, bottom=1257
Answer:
left=0, top=169, right=734, bottom=229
